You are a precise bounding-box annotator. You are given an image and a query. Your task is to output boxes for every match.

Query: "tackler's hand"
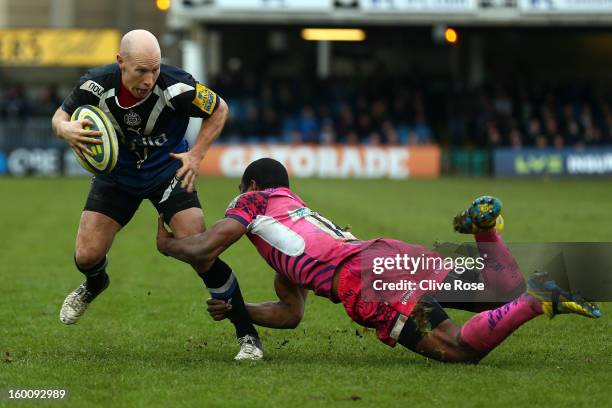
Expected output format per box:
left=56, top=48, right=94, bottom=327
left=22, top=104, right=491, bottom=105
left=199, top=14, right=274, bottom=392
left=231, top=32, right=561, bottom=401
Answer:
left=206, top=298, right=232, bottom=321
left=156, top=216, right=174, bottom=256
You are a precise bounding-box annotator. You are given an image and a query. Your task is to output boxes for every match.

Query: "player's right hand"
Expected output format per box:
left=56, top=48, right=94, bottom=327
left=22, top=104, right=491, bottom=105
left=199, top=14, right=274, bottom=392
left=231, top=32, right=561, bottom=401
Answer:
left=206, top=298, right=232, bottom=321
left=58, top=119, right=103, bottom=160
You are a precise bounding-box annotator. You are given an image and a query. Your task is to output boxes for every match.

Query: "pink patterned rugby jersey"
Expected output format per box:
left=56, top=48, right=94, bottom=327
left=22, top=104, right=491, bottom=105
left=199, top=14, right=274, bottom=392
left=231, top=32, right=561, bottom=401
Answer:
left=224, top=187, right=364, bottom=299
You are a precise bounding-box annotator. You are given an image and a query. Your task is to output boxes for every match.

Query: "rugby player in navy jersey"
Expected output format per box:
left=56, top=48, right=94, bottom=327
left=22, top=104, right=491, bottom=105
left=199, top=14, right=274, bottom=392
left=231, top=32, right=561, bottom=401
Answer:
left=51, top=29, right=262, bottom=360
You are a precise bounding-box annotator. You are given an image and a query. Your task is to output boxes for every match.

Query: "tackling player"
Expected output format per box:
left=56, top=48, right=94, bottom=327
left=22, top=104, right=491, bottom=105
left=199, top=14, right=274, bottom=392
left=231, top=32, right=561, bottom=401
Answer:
left=156, top=158, right=601, bottom=362
left=51, top=29, right=261, bottom=360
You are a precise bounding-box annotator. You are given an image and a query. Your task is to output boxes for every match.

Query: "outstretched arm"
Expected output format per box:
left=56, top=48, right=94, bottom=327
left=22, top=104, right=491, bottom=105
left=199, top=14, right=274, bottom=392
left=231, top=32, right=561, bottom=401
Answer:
left=170, top=98, right=229, bottom=193
left=207, top=273, right=308, bottom=329
left=156, top=216, right=245, bottom=265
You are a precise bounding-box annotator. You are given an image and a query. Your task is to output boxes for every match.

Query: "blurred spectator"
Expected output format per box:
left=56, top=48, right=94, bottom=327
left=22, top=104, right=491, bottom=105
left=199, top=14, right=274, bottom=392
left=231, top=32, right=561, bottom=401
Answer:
left=412, top=112, right=433, bottom=144
left=1, top=86, right=30, bottom=120
left=320, top=121, right=336, bottom=145
left=336, top=104, right=356, bottom=139
left=296, top=106, right=319, bottom=143
left=562, top=104, right=581, bottom=146
left=407, top=131, right=419, bottom=146
left=525, top=118, right=544, bottom=146
left=487, top=122, right=502, bottom=148
left=368, top=131, right=382, bottom=146
left=492, top=87, right=513, bottom=118
left=381, top=120, right=399, bottom=145
left=32, top=86, right=61, bottom=117
left=261, top=107, right=281, bottom=138
left=345, top=130, right=360, bottom=145
left=536, top=134, right=548, bottom=149
left=544, top=115, right=561, bottom=141
left=242, top=105, right=263, bottom=139
left=356, top=113, right=372, bottom=141
left=509, top=127, right=523, bottom=149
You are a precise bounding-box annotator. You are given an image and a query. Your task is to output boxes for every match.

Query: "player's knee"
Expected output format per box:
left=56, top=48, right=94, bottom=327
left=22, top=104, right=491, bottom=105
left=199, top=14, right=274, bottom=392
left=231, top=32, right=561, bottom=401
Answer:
left=446, top=342, right=485, bottom=364
left=285, top=318, right=301, bottom=329
left=168, top=208, right=205, bottom=239
left=454, top=332, right=487, bottom=364
left=285, top=310, right=304, bottom=329
left=421, top=342, right=484, bottom=364
left=454, top=349, right=485, bottom=364
left=75, top=247, right=107, bottom=270
left=412, top=322, right=485, bottom=364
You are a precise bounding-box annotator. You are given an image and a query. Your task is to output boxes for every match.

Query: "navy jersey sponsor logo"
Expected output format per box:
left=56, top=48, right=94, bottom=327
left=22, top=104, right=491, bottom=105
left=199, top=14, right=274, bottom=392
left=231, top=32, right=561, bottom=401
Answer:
left=80, top=80, right=104, bottom=97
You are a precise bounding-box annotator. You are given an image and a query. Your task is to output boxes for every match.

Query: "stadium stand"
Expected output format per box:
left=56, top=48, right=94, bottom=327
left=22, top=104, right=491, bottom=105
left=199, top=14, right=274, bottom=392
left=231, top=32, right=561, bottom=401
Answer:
left=1, top=78, right=609, bottom=149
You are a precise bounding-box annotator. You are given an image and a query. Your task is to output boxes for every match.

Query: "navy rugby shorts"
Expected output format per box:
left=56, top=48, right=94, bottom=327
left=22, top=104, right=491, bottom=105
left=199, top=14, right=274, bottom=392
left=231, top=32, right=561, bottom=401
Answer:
left=83, top=175, right=201, bottom=226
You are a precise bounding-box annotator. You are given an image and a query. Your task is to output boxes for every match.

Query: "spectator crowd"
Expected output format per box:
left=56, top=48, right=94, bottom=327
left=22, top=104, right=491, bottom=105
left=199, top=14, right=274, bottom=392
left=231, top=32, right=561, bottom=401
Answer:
left=447, top=81, right=612, bottom=149
left=2, top=77, right=612, bottom=150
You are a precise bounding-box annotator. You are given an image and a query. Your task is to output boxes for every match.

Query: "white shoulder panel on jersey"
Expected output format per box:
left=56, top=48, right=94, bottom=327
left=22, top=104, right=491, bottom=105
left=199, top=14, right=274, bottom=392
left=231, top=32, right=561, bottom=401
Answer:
left=249, top=215, right=305, bottom=257
left=164, top=83, right=194, bottom=101
left=153, top=83, right=194, bottom=112
left=80, top=80, right=105, bottom=98
left=146, top=86, right=169, bottom=134
left=97, top=88, right=124, bottom=138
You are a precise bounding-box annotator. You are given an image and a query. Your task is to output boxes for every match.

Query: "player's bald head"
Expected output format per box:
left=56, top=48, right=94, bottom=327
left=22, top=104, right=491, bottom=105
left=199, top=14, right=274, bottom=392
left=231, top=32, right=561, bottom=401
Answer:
left=117, top=30, right=161, bottom=99
left=119, top=29, right=161, bottom=62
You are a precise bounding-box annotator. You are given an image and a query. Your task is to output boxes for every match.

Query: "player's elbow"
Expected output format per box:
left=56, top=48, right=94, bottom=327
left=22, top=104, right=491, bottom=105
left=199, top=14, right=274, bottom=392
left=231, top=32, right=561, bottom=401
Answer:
left=285, top=316, right=301, bottom=329
left=283, top=307, right=304, bottom=329
left=51, top=107, right=68, bottom=136
left=51, top=106, right=61, bottom=122
left=216, top=97, right=229, bottom=122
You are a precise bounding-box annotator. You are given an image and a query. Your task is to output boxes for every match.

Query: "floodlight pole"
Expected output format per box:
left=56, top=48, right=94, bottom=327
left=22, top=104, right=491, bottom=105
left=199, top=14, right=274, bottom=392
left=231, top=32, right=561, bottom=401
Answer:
left=468, top=35, right=484, bottom=89
left=317, top=40, right=331, bottom=79
left=182, top=24, right=207, bottom=144
left=0, top=0, right=8, bottom=27
left=50, top=0, right=75, bottom=28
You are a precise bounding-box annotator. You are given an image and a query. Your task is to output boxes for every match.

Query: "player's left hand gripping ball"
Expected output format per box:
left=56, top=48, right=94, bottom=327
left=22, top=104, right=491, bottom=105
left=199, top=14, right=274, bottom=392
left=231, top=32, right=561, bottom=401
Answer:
left=70, top=105, right=118, bottom=174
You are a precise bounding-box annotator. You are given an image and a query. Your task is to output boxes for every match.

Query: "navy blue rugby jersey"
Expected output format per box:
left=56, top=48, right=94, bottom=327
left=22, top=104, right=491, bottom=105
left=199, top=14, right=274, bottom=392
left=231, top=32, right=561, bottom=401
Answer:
left=61, top=63, right=219, bottom=195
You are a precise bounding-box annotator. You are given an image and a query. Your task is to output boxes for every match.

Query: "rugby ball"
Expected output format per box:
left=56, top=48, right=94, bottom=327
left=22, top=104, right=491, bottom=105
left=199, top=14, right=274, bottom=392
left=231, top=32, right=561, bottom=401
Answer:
left=70, top=105, right=118, bottom=174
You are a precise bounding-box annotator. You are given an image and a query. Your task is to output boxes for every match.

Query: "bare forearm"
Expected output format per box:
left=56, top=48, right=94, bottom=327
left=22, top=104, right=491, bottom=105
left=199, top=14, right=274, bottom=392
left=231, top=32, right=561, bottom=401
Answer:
left=161, top=232, right=217, bottom=265
left=190, top=99, right=228, bottom=160
left=51, top=108, right=70, bottom=138
left=245, top=302, right=302, bottom=329
left=158, top=218, right=245, bottom=266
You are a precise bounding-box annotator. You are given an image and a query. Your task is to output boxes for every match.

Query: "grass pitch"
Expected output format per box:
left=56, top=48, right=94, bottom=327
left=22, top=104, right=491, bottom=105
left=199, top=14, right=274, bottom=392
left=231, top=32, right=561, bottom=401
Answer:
left=0, top=177, right=610, bottom=407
